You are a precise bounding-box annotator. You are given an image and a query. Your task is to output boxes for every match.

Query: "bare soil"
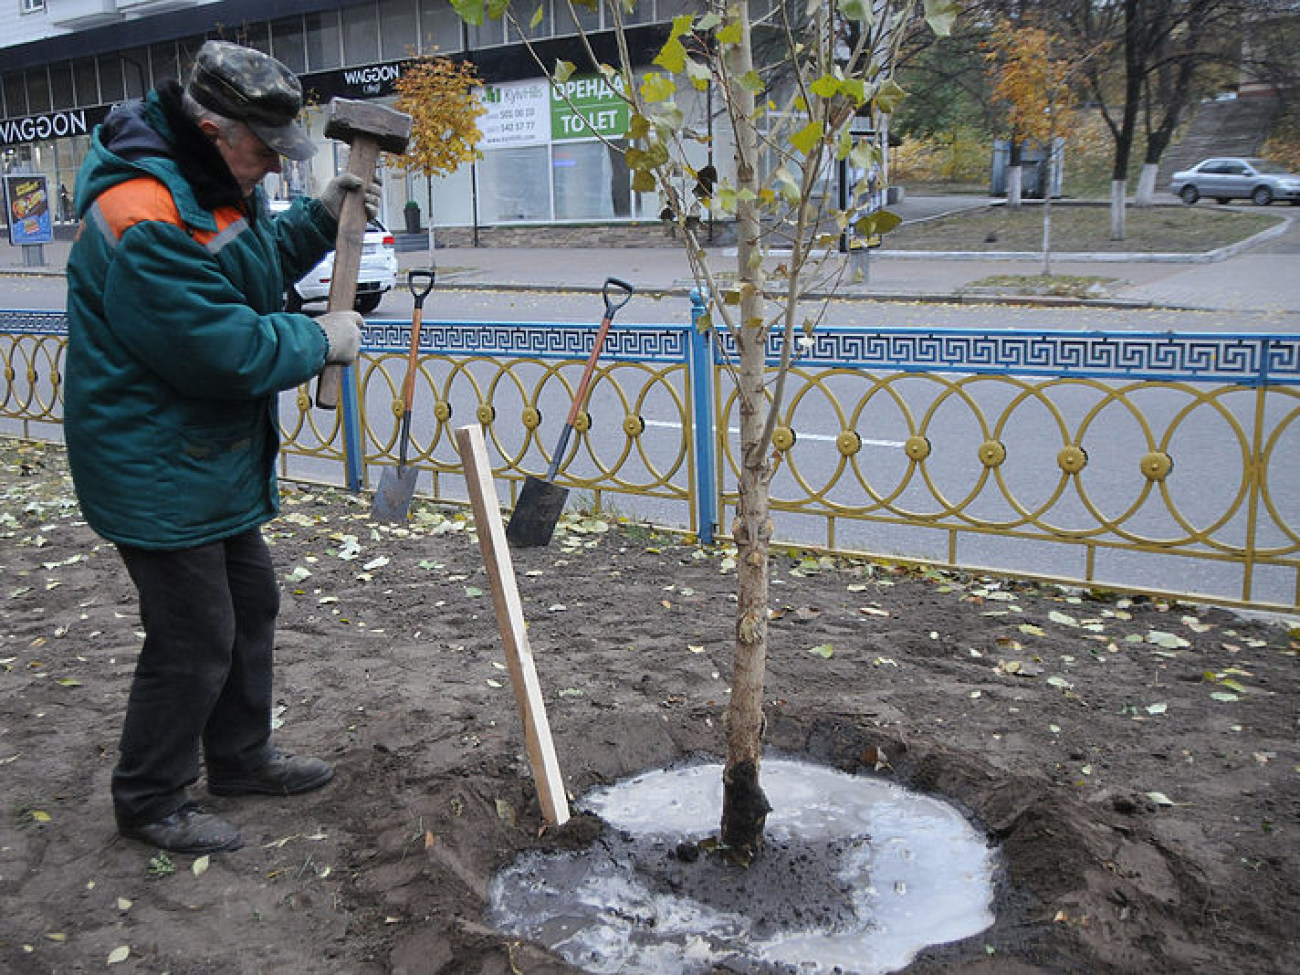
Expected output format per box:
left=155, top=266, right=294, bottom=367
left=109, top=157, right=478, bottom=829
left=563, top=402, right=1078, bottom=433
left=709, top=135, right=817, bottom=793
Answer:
left=1, top=438, right=1297, bottom=974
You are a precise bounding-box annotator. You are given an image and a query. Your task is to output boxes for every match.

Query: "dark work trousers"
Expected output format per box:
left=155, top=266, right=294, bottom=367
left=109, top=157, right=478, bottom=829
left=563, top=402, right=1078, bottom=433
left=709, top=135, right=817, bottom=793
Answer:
left=112, top=529, right=279, bottom=828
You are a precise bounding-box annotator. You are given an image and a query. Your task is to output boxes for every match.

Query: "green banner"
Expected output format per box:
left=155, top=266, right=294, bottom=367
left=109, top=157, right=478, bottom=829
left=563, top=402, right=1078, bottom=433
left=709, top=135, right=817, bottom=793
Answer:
left=549, top=74, right=630, bottom=141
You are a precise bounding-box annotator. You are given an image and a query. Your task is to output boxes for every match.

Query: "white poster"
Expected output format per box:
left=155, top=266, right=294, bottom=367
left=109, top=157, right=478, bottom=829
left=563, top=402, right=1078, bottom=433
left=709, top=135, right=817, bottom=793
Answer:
left=477, top=79, right=550, bottom=148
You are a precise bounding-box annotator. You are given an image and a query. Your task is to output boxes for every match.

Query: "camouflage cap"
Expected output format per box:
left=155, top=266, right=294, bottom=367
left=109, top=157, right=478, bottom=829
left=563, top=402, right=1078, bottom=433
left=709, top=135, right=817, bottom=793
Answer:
left=188, top=40, right=316, bottom=160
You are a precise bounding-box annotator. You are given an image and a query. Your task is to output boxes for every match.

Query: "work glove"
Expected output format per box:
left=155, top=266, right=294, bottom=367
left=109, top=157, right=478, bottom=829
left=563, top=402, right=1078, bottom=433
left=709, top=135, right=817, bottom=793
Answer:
left=316, top=310, right=364, bottom=366
left=319, top=173, right=382, bottom=222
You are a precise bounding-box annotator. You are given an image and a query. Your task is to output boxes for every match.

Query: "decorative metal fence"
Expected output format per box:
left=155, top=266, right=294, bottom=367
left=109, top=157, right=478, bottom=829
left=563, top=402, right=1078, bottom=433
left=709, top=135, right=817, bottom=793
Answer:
left=3, top=305, right=1298, bottom=612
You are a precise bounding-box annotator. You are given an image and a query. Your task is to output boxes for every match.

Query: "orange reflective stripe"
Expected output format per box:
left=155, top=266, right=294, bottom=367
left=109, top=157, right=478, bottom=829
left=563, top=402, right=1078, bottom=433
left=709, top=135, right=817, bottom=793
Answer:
left=91, top=177, right=244, bottom=248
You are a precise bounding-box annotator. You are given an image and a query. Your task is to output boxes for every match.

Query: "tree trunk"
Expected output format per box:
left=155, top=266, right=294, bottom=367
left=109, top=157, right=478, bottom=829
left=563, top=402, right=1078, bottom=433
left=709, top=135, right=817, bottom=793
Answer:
left=1134, top=162, right=1159, bottom=207
left=719, top=2, right=771, bottom=862
left=1007, top=140, right=1023, bottom=209
left=1110, top=179, right=1127, bottom=240
left=1110, top=0, right=1142, bottom=240
left=1041, top=183, right=1053, bottom=277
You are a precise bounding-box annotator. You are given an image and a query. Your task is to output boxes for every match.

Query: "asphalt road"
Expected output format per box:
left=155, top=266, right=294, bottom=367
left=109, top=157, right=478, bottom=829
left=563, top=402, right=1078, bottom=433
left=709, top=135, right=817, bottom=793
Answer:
left=4, top=272, right=1298, bottom=333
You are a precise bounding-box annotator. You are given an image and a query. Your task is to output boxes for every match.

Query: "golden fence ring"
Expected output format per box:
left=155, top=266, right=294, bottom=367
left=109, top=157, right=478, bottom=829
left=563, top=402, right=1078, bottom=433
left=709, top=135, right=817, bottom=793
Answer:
left=837, top=430, right=862, bottom=457
left=1057, top=444, right=1088, bottom=474
left=433, top=401, right=452, bottom=422
left=521, top=406, right=541, bottom=430
left=296, top=390, right=311, bottom=411
left=904, top=435, right=931, bottom=462
left=573, top=411, right=591, bottom=434
left=1140, top=450, right=1174, bottom=481
left=391, top=399, right=405, bottom=418
left=624, top=414, right=646, bottom=437
left=476, top=403, right=496, bottom=425
left=978, top=439, right=1007, bottom=468
left=772, top=426, right=796, bottom=452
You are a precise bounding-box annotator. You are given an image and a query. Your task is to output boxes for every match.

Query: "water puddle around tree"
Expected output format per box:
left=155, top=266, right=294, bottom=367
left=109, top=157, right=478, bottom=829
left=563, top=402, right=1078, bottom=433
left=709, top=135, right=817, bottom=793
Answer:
left=487, top=758, right=997, bottom=974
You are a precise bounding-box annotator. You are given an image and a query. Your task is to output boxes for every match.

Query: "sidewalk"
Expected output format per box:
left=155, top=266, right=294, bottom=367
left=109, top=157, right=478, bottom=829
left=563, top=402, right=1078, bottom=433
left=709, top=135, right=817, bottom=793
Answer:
left=5, top=196, right=1298, bottom=313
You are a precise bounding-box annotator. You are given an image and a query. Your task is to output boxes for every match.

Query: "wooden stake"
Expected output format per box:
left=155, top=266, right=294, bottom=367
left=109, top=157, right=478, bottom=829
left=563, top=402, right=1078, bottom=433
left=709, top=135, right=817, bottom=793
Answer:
left=455, top=424, right=570, bottom=826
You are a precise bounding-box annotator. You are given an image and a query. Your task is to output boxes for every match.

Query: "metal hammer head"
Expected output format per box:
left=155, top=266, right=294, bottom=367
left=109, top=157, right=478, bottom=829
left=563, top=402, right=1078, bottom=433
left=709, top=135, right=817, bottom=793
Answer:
left=324, top=98, right=412, bottom=154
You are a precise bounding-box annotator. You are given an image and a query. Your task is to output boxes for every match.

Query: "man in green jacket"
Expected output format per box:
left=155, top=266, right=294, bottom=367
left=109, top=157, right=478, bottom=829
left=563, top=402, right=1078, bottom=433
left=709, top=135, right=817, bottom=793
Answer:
left=65, top=40, right=376, bottom=854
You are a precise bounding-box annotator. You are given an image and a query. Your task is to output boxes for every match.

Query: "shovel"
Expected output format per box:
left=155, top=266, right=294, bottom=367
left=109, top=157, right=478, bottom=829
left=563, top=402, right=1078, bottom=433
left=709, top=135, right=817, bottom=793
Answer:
left=505, top=277, right=635, bottom=547
left=371, top=269, right=436, bottom=522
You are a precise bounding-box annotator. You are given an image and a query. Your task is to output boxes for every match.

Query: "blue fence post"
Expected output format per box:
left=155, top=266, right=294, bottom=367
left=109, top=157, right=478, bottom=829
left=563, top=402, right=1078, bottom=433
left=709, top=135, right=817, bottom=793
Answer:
left=688, top=288, right=716, bottom=545
left=340, top=363, right=364, bottom=492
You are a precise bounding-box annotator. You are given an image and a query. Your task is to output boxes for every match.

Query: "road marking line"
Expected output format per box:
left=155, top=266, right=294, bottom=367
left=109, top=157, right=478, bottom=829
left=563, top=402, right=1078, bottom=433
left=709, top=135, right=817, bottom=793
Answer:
left=642, top=419, right=903, bottom=448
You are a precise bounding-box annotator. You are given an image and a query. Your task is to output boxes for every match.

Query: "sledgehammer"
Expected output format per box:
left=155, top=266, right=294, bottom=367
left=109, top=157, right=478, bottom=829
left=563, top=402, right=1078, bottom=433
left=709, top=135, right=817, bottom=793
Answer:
left=314, top=98, right=412, bottom=410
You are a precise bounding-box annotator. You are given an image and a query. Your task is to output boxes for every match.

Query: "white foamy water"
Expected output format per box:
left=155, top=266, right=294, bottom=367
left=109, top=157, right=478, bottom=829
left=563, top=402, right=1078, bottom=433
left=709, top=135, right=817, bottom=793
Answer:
left=487, top=758, right=997, bottom=974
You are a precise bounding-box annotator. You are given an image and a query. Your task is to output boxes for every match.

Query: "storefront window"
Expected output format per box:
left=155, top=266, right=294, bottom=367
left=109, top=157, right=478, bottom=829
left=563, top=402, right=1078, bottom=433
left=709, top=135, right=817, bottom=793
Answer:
left=342, top=4, right=379, bottom=66
left=418, top=0, right=462, bottom=54
left=510, top=0, right=552, bottom=40
left=238, top=22, right=270, bottom=55
left=428, top=164, right=474, bottom=227
left=2, top=74, right=23, bottom=117
left=379, top=0, right=418, bottom=61
left=466, top=15, right=505, bottom=50
left=305, top=12, right=342, bottom=71
left=121, top=49, right=149, bottom=99
left=74, top=60, right=99, bottom=108
left=149, top=42, right=179, bottom=86
left=560, top=0, right=599, bottom=33
left=97, top=57, right=123, bottom=104
left=553, top=140, right=630, bottom=220
left=25, top=67, right=51, bottom=114
left=477, top=146, right=549, bottom=222
left=270, top=17, right=307, bottom=74
left=50, top=63, right=75, bottom=110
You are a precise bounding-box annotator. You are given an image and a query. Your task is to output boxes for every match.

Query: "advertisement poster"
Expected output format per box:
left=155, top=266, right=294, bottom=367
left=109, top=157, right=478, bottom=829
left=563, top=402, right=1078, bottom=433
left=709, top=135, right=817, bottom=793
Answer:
left=477, top=79, right=550, bottom=149
left=4, top=174, right=54, bottom=246
left=550, top=74, right=630, bottom=141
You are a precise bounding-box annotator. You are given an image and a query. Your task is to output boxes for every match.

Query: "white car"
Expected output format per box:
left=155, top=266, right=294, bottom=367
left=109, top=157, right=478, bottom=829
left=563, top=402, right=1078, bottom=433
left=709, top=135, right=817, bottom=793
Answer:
left=269, top=198, right=398, bottom=315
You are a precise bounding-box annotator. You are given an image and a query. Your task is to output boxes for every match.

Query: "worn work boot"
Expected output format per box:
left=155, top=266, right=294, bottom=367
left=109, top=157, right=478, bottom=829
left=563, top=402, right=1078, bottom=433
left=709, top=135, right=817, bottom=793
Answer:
left=207, top=750, right=334, bottom=797
left=119, top=803, right=244, bottom=854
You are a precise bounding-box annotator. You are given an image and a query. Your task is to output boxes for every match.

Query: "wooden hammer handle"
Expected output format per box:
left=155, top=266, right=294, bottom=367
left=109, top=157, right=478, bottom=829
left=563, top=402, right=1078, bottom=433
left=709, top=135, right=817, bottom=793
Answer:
left=315, top=138, right=381, bottom=410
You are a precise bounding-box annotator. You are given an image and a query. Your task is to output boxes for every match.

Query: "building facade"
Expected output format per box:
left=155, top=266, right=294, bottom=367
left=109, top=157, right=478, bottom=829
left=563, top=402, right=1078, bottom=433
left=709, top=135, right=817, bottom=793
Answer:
left=1, top=0, right=728, bottom=244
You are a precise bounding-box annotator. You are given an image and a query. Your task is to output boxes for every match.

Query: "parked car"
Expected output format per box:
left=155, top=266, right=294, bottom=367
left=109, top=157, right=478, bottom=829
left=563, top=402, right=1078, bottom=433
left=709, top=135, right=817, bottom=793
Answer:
left=268, top=198, right=398, bottom=314
left=1169, top=157, right=1300, bottom=207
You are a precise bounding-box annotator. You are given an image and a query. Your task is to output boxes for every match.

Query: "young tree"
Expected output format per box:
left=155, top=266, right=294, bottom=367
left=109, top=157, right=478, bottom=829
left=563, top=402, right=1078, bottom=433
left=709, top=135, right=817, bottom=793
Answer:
left=393, top=56, right=487, bottom=248
left=452, top=0, right=957, bottom=860
left=984, top=20, right=1087, bottom=271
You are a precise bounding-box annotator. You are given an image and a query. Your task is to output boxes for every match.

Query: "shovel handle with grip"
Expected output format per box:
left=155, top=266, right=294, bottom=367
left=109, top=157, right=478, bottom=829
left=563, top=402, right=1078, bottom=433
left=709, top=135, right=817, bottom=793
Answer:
left=396, top=269, right=435, bottom=467
left=505, top=277, right=635, bottom=548
left=542, top=276, right=635, bottom=479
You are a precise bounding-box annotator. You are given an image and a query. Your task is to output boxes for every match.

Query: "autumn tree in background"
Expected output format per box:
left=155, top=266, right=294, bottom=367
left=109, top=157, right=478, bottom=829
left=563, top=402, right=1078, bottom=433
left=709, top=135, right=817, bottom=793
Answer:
left=984, top=19, right=1088, bottom=272
left=393, top=57, right=486, bottom=248
left=983, top=19, right=1082, bottom=212
left=452, top=0, right=957, bottom=861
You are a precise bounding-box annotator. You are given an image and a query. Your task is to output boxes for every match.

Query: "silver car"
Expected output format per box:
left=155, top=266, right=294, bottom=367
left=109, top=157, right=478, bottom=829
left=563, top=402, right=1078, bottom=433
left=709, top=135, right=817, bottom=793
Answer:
left=1169, top=157, right=1300, bottom=206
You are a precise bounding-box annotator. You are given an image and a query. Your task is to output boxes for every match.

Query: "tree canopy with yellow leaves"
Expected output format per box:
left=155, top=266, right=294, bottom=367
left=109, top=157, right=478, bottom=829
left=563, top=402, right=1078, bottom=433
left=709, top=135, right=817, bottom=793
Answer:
left=393, top=57, right=487, bottom=180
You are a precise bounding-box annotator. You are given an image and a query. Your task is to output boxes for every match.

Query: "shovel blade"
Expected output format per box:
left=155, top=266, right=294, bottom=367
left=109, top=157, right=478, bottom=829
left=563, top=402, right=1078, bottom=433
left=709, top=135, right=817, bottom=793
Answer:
left=506, top=475, right=569, bottom=548
left=371, top=465, right=420, bottom=523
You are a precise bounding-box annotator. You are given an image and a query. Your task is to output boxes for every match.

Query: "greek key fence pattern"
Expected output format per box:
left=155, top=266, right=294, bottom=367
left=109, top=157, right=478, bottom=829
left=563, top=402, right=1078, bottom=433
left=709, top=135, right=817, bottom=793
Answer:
left=720, top=328, right=1300, bottom=384
left=2, top=308, right=1297, bottom=611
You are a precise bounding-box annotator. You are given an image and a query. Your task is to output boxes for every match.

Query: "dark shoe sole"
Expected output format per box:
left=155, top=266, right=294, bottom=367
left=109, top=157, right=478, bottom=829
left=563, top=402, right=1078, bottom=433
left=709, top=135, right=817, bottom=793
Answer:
left=208, top=765, right=334, bottom=797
